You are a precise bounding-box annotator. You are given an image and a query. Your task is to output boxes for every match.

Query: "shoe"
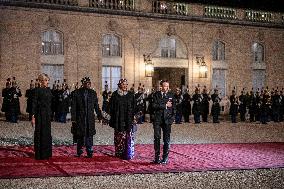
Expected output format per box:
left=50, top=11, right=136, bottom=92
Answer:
left=87, top=153, right=93, bottom=158
left=152, top=159, right=161, bottom=164
left=160, top=154, right=168, bottom=164
left=76, top=149, right=83, bottom=157
left=160, top=158, right=168, bottom=164
left=152, top=155, right=161, bottom=164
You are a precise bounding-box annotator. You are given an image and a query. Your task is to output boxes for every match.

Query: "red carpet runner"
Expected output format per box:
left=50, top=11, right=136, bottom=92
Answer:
left=0, top=143, right=284, bottom=179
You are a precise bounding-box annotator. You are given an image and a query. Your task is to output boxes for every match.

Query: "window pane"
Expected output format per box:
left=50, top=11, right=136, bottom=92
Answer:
left=219, top=42, right=225, bottom=60
left=102, top=44, right=110, bottom=56
left=111, top=67, right=121, bottom=92
left=41, top=31, right=63, bottom=55
left=169, top=49, right=176, bottom=58
left=212, top=41, right=218, bottom=60
left=169, top=38, right=176, bottom=49
left=161, top=48, right=168, bottom=57
left=160, top=38, right=167, bottom=48
left=52, top=32, right=61, bottom=43
left=103, top=35, right=121, bottom=57
left=253, top=43, right=264, bottom=62
left=102, top=66, right=111, bottom=90
left=103, top=35, right=111, bottom=45
left=111, top=36, right=119, bottom=45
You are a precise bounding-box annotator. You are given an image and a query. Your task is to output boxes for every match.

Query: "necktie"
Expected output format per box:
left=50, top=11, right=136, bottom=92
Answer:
left=163, top=92, right=166, bottom=99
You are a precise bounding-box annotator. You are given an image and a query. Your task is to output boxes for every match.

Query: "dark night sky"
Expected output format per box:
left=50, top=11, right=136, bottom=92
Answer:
left=172, top=0, right=284, bottom=12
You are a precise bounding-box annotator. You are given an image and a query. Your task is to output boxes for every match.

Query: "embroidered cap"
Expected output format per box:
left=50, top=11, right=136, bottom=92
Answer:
left=81, top=77, right=91, bottom=84
left=117, top=78, right=128, bottom=86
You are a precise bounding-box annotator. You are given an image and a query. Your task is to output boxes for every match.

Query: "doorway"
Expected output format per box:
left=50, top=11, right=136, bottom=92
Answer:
left=152, top=67, right=186, bottom=90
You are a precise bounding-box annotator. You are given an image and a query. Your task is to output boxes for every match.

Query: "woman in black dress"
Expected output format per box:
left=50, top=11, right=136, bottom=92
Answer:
left=31, top=73, right=53, bottom=160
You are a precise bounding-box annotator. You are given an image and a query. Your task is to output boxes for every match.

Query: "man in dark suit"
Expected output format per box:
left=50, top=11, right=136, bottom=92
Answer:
left=152, top=80, right=176, bottom=164
left=71, top=77, right=102, bottom=158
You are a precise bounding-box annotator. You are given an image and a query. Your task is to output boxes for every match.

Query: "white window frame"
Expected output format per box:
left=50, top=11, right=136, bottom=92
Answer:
left=102, top=66, right=122, bottom=92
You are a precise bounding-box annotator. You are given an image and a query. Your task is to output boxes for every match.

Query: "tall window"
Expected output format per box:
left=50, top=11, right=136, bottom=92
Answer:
left=41, top=31, right=63, bottom=55
left=160, top=37, right=176, bottom=58
left=102, top=66, right=121, bottom=92
left=252, top=43, right=264, bottom=62
left=102, top=35, right=121, bottom=57
left=212, top=41, right=225, bottom=61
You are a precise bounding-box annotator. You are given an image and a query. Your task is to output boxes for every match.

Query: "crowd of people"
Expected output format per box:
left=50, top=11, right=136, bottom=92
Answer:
left=1, top=77, right=284, bottom=125
left=1, top=75, right=284, bottom=164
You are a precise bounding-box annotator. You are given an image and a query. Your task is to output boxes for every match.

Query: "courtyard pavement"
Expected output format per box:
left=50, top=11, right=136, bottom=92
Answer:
left=0, top=116, right=283, bottom=188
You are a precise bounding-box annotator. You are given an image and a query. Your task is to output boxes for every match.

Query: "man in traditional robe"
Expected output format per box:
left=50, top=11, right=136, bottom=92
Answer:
left=71, top=77, right=102, bottom=158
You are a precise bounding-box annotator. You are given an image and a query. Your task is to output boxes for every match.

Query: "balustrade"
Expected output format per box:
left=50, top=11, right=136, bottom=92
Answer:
left=89, top=0, right=135, bottom=11
left=245, top=10, right=273, bottom=22
left=204, top=6, right=237, bottom=19
left=152, top=1, right=188, bottom=16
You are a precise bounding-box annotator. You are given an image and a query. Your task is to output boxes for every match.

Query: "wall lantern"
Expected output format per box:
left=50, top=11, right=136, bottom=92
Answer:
left=144, top=54, right=154, bottom=77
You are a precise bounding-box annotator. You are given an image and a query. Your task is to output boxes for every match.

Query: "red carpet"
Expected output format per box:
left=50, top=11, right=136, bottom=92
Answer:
left=0, top=143, right=284, bottom=179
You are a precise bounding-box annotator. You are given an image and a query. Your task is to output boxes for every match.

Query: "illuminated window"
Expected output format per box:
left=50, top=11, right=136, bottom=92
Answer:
left=102, top=35, right=121, bottom=57
left=41, top=31, right=63, bottom=55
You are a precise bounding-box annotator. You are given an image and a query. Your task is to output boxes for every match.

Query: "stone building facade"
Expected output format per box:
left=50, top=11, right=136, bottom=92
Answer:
left=0, top=0, right=284, bottom=113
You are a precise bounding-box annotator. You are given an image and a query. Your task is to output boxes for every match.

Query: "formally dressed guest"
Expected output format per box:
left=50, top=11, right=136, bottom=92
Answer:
left=70, top=82, right=79, bottom=144
left=260, top=89, right=270, bottom=124
left=201, top=86, right=210, bottom=122
left=211, top=89, right=221, bottom=123
left=147, top=88, right=156, bottom=123
left=174, top=88, right=183, bottom=124
left=25, top=80, right=35, bottom=121
left=102, top=82, right=111, bottom=112
left=192, top=87, right=202, bottom=124
left=182, top=89, right=191, bottom=123
left=152, top=80, right=176, bottom=164
left=255, top=90, right=261, bottom=122
left=229, top=90, right=239, bottom=123
left=272, top=89, right=281, bottom=122
left=71, top=77, right=102, bottom=158
left=108, top=78, right=135, bottom=159
left=135, top=86, right=145, bottom=124
left=1, top=78, right=12, bottom=121
left=248, top=90, right=257, bottom=122
left=7, top=80, right=22, bottom=123
left=238, top=90, right=247, bottom=122
left=31, top=73, right=53, bottom=160
left=280, top=90, right=284, bottom=122
left=57, top=84, right=70, bottom=123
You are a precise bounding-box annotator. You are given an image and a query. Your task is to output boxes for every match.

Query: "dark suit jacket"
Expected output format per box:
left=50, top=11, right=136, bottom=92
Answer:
left=152, top=91, right=176, bottom=125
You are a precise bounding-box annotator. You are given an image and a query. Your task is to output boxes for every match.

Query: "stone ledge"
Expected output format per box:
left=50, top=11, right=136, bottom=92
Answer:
left=1, top=1, right=284, bottom=29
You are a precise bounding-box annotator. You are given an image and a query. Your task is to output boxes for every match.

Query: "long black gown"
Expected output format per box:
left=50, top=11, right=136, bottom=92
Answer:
left=32, top=87, right=53, bottom=160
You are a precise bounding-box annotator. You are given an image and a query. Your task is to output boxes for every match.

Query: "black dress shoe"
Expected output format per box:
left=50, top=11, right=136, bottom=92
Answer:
left=160, top=159, right=168, bottom=164
left=87, top=153, right=93, bottom=158
left=152, top=158, right=161, bottom=164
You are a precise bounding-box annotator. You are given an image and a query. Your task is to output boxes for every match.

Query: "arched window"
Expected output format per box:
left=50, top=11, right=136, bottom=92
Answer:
left=41, top=31, right=63, bottom=55
left=212, top=41, right=225, bottom=61
left=160, top=37, right=176, bottom=58
left=102, top=34, right=121, bottom=57
left=252, top=43, right=264, bottom=62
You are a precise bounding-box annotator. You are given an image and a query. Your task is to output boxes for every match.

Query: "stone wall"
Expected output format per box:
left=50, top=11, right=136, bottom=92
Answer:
left=0, top=6, right=283, bottom=113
